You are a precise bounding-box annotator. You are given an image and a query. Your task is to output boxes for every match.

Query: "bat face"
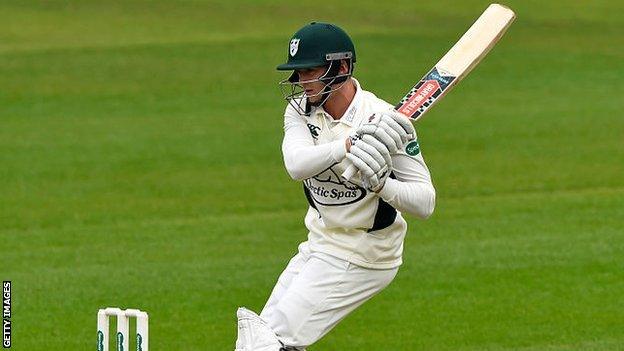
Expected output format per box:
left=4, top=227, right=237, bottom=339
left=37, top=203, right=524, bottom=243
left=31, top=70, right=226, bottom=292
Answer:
left=396, top=68, right=457, bottom=119
left=341, top=3, right=516, bottom=181
left=395, top=3, right=515, bottom=121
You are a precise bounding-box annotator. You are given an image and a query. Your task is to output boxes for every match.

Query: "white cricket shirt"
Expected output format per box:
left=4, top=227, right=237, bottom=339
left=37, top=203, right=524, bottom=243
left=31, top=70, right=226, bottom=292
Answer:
left=281, top=78, right=436, bottom=269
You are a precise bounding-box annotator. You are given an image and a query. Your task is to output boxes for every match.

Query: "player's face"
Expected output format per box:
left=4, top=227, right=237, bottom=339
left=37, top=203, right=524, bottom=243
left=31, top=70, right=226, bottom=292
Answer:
left=295, top=66, right=328, bottom=103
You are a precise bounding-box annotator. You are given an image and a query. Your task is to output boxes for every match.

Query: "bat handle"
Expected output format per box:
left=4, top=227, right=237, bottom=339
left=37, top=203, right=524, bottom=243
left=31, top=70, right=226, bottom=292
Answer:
left=341, top=163, right=358, bottom=181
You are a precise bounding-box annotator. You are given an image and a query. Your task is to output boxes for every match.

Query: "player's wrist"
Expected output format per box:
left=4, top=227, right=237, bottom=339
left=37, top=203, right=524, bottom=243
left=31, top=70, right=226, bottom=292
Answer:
left=377, top=177, right=398, bottom=199
left=331, top=139, right=348, bottom=162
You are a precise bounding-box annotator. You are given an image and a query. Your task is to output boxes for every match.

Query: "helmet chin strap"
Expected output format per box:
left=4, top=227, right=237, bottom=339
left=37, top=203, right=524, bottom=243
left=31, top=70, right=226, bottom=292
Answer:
left=308, top=84, right=333, bottom=108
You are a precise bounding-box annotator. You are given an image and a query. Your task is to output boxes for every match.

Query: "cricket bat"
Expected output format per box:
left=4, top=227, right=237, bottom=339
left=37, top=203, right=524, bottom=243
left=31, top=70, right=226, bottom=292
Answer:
left=342, top=3, right=516, bottom=181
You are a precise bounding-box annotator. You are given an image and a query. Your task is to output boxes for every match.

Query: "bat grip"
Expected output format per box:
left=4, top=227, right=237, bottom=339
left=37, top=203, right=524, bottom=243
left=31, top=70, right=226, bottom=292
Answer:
left=341, top=163, right=358, bottom=181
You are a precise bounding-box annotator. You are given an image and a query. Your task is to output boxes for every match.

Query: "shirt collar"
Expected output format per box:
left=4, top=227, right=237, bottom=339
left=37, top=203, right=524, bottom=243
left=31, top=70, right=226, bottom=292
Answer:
left=312, top=77, right=363, bottom=127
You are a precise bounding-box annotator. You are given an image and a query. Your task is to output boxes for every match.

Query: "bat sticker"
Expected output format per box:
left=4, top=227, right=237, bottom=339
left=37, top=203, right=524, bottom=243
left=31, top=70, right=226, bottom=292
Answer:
left=395, top=67, right=456, bottom=119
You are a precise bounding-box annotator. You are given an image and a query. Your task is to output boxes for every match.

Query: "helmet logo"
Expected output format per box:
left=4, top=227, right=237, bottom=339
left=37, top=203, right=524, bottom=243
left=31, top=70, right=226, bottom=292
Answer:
left=289, top=38, right=300, bottom=57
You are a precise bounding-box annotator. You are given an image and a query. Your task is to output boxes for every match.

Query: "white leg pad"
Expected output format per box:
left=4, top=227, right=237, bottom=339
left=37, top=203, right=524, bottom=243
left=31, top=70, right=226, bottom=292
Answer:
left=235, top=307, right=283, bottom=351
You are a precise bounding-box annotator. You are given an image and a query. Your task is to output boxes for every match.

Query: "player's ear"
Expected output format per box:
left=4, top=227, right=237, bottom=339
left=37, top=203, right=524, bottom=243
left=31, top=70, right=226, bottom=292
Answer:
left=339, top=60, right=349, bottom=75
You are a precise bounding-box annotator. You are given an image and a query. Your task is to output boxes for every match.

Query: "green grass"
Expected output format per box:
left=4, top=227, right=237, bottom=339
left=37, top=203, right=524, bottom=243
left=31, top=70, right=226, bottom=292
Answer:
left=1, top=0, right=623, bottom=350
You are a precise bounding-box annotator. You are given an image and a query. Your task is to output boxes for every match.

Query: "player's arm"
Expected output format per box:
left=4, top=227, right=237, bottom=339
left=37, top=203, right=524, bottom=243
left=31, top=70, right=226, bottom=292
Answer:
left=281, top=108, right=347, bottom=181
left=377, top=144, right=436, bottom=219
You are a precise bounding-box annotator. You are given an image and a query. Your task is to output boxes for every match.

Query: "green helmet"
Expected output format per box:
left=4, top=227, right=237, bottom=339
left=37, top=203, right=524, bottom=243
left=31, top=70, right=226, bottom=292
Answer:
left=276, top=22, right=356, bottom=71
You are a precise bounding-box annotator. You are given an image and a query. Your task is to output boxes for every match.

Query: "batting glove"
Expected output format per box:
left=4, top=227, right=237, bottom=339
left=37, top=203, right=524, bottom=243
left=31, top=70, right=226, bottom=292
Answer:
left=356, top=110, right=415, bottom=152
left=346, top=134, right=392, bottom=192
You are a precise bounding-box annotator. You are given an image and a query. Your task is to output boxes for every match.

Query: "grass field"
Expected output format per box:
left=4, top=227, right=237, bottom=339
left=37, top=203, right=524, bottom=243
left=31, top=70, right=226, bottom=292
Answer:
left=1, top=1, right=623, bottom=350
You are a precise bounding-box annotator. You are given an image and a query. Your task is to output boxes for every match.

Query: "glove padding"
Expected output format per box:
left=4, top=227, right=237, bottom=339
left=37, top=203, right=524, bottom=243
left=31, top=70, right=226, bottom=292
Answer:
left=356, top=110, right=415, bottom=152
left=346, top=134, right=392, bottom=192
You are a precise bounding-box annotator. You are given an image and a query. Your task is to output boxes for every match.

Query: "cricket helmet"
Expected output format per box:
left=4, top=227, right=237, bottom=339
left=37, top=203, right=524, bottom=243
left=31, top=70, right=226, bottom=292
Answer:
left=277, top=22, right=356, bottom=115
left=276, top=22, right=356, bottom=71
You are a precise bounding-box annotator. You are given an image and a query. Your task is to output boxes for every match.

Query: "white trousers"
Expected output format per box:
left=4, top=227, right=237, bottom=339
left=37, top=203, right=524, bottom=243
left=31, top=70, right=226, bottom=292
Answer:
left=259, top=241, right=399, bottom=349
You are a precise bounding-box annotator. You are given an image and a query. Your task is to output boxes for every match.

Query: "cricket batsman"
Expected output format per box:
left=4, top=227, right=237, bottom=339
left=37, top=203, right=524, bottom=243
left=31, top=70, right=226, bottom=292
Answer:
left=235, top=22, right=436, bottom=351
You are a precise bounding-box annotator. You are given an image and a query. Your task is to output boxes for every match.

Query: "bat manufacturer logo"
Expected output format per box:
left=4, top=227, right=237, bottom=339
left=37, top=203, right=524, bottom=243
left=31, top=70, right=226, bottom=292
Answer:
left=289, top=38, right=300, bottom=56
left=396, top=68, right=456, bottom=118
left=398, top=80, right=440, bottom=117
